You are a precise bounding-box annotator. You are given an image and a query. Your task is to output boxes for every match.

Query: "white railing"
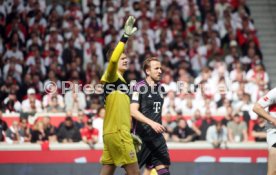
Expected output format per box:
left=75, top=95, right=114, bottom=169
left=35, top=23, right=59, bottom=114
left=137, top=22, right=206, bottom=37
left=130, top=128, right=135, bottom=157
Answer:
left=0, top=141, right=267, bottom=151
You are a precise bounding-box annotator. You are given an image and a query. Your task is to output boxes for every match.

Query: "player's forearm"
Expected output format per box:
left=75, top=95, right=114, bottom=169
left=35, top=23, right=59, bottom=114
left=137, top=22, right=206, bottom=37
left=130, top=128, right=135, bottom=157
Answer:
left=253, top=103, right=275, bottom=123
left=106, top=42, right=124, bottom=74
left=104, top=36, right=128, bottom=81
left=109, top=38, right=127, bottom=64
left=131, top=108, right=154, bottom=126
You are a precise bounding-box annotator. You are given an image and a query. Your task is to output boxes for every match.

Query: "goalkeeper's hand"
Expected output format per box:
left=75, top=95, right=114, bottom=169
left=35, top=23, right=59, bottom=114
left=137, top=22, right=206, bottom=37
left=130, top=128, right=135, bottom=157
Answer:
left=123, top=16, right=137, bottom=37
left=131, top=133, right=142, bottom=153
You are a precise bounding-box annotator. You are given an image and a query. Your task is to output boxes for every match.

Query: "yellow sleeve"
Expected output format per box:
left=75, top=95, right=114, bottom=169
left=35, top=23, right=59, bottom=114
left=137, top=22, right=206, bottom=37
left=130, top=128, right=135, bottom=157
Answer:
left=101, top=41, right=125, bottom=83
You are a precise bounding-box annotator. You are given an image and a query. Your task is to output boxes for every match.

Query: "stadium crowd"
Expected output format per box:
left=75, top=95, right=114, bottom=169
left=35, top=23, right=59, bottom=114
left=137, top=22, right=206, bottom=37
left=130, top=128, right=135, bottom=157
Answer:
left=0, top=0, right=269, bottom=147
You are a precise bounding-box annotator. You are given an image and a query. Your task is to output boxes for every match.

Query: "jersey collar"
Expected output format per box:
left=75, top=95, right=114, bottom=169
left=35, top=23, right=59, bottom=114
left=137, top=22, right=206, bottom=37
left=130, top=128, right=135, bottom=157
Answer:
left=144, top=78, right=160, bottom=88
left=117, top=71, right=127, bottom=83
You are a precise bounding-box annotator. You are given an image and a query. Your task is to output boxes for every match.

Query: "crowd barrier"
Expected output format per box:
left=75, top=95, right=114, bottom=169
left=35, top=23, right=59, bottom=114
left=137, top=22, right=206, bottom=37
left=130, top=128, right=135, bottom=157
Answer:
left=0, top=142, right=268, bottom=164
left=2, top=112, right=258, bottom=140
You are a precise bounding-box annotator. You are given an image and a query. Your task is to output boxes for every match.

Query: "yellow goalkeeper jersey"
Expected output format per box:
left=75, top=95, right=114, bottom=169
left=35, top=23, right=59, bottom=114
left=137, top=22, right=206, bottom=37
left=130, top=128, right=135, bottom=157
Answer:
left=101, top=41, right=130, bottom=135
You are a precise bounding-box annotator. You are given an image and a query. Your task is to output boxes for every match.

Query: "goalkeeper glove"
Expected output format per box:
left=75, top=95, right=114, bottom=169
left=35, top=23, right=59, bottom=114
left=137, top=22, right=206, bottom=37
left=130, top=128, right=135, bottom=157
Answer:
left=131, top=133, right=142, bottom=153
left=123, top=16, right=137, bottom=37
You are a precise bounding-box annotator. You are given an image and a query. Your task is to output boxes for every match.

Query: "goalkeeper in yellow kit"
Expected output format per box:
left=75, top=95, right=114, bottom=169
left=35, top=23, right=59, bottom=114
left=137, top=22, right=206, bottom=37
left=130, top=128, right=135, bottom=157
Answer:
left=99, top=16, right=140, bottom=175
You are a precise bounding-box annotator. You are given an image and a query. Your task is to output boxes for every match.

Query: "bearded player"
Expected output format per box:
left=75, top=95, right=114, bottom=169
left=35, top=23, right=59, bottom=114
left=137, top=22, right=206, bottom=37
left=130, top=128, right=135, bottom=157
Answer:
left=131, top=57, right=171, bottom=175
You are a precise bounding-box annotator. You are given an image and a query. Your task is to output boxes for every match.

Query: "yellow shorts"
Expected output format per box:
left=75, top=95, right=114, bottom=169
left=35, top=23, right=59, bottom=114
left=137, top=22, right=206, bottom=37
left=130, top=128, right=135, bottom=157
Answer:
left=101, top=130, right=137, bottom=166
left=150, top=169, right=158, bottom=175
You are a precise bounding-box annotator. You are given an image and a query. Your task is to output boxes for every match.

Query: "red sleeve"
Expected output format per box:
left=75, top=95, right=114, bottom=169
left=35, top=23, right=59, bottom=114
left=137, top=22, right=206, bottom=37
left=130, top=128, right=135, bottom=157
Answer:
left=253, top=36, right=260, bottom=48
left=236, top=29, right=247, bottom=46
left=18, top=24, right=27, bottom=38
left=230, top=0, right=239, bottom=9
left=5, top=24, right=12, bottom=36
left=195, top=120, right=202, bottom=128
left=93, top=128, right=99, bottom=136
left=80, top=128, right=86, bottom=137
left=149, top=20, right=158, bottom=29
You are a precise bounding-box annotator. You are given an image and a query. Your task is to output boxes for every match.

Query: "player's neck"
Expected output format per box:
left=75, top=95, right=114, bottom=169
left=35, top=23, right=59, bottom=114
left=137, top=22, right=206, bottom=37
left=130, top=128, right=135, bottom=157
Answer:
left=145, top=77, right=157, bottom=86
left=118, top=69, right=125, bottom=75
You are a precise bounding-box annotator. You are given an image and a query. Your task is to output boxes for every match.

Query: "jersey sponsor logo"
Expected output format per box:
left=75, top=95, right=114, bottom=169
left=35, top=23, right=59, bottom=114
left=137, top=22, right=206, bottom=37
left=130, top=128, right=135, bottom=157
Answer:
left=153, top=102, right=161, bottom=113
left=264, top=96, right=269, bottom=101
left=132, top=92, right=139, bottom=101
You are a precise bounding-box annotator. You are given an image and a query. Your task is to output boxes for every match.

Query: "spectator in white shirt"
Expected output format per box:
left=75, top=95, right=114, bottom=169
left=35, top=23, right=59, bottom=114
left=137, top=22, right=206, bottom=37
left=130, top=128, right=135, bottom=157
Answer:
left=93, top=106, right=105, bottom=143
left=180, top=97, right=197, bottom=116
left=246, top=63, right=269, bottom=87
left=3, top=90, right=21, bottom=113
left=83, top=40, right=104, bottom=70
left=21, top=88, right=42, bottom=113
left=44, top=47, right=63, bottom=68
left=224, top=41, right=240, bottom=66
left=229, top=62, right=246, bottom=82
left=28, top=10, right=47, bottom=29
left=3, top=43, right=24, bottom=64
left=3, top=57, right=23, bottom=83
left=44, top=70, right=62, bottom=91
left=102, top=8, right=120, bottom=32
left=25, top=44, right=44, bottom=66
left=45, top=0, right=64, bottom=16
left=42, top=85, right=64, bottom=110
left=162, top=90, right=179, bottom=116
left=162, top=74, right=178, bottom=92
left=5, top=120, right=24, bottom=144
left=190, top=42, right=207, bottom=75
left=26, top=32, right=42, bottom=51
left=45, top=27, right=64, bottom=44
left=64, top=81, right=87, bottom=113
left=215, top=0, right=230, bottom=21
left=217, top=98, right=232, bottom=116
left=64, top=2, right=83, bottom=22
left=236, top=93, right=257, bottom=125
left=206, top=121, right=228, bottom=148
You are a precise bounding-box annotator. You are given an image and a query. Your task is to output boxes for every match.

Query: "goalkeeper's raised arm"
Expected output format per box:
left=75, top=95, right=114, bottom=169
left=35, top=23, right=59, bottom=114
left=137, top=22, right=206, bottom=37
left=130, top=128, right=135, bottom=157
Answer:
left=99, top=15, right=140, bottom=175
left=101, top=16, right=137, bottom=83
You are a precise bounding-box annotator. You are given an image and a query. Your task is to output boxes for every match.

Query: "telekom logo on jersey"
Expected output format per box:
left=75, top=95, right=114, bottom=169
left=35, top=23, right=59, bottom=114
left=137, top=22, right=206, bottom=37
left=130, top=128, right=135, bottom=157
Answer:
left=153, top=102, right=161, bottom=113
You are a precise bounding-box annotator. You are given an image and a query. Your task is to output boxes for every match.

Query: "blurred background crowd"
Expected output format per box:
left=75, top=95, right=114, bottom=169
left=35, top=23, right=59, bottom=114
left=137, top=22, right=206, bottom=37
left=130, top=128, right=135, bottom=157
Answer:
left=0, top=0, right=269, bottom=147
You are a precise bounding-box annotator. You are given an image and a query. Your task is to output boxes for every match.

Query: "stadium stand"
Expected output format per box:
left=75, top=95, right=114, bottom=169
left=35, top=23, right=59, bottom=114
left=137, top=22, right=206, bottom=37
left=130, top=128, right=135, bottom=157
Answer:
left=0, top=0, right=269, bottom=148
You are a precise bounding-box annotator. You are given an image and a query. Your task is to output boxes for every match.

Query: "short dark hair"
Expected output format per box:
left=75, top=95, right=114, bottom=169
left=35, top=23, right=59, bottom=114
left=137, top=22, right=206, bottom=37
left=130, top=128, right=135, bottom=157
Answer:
left=177, top=118, right=186, bottom=122
left=142, top=57, right=160, bottom=75
left=65, top=116, right=73, bottom=122
left=106, top=47, right=114, bottom=60
left=87, top=119, right=92, bottom=125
